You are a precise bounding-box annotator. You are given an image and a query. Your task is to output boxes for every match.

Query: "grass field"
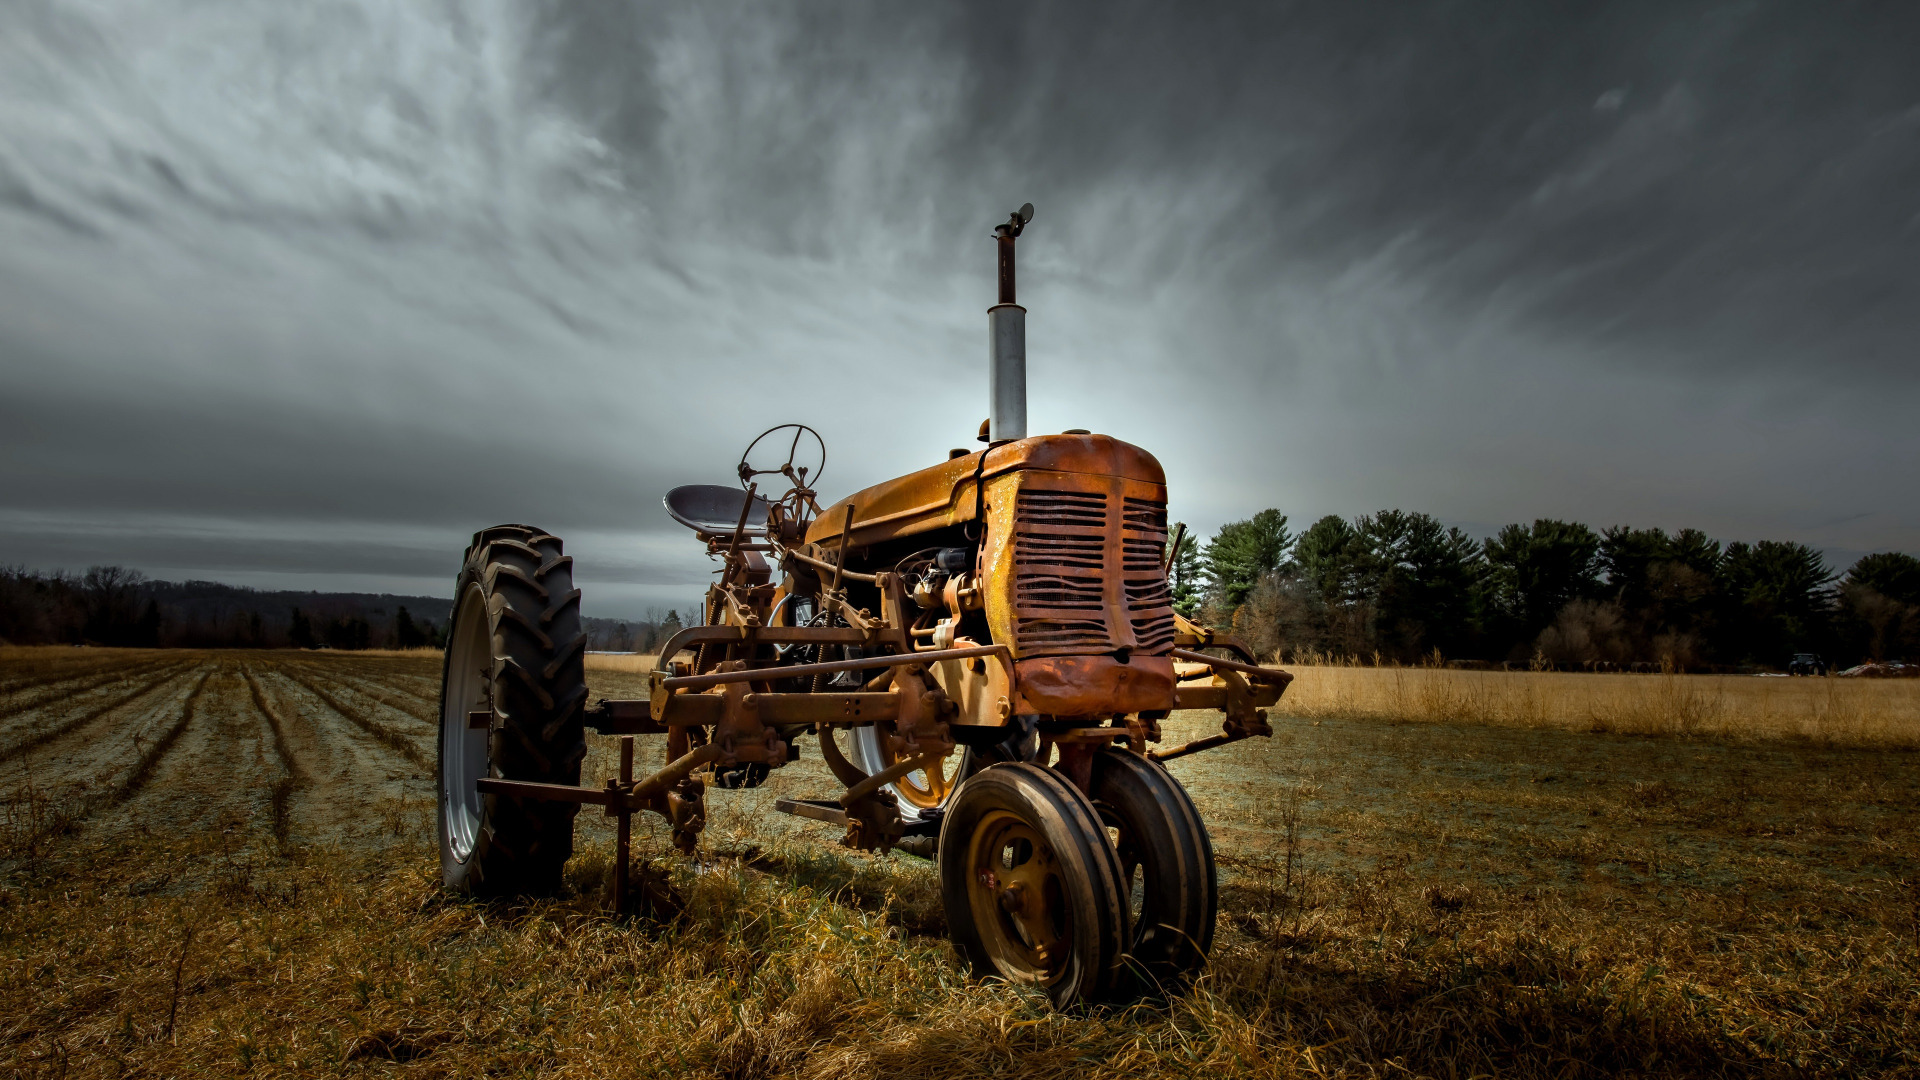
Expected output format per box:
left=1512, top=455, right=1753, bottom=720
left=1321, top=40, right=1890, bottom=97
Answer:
left=3, top=648, right=1918, bottom=1077
left=1272, top=662, right=1920, bottom=748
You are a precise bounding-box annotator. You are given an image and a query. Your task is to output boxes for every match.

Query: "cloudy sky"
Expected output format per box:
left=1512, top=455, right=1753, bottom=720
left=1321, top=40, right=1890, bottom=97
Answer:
left=2, top=0, right=1916, bottom=617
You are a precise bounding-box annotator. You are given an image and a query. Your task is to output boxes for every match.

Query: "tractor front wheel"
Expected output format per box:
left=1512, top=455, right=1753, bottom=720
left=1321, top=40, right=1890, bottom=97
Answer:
left=1090, top=747, right=1217, bottom=997
left=939, top=763, right=1130, bottom=1008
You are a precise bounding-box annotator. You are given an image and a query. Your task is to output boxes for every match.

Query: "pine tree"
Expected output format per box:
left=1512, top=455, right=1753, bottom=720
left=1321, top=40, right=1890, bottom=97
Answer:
left=1482, top=519, right=1604, bottom=655
left=1717, top=541, right=1834, bottom=664
left=1167, top=525, right=1203, bottom=616
left=395, top=606, right=427, bottom=649
left=1356, top=510, right=1483, bottom=661
left=1201, top=509, right=1293, bottom=608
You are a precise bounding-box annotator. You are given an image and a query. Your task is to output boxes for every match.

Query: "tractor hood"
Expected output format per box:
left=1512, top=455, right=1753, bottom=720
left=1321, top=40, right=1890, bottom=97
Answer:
left=805, top=433, right=1166, bottom=548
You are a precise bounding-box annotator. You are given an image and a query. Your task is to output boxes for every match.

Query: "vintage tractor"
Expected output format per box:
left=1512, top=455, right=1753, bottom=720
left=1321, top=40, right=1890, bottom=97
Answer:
left=435, top=204, right=1291, bottom=1007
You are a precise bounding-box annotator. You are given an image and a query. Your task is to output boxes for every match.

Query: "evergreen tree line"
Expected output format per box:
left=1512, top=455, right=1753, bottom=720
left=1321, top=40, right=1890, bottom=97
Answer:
left=0, top=566, right=448, bottom=650
left=1168, top=511, right=1920, bottom=670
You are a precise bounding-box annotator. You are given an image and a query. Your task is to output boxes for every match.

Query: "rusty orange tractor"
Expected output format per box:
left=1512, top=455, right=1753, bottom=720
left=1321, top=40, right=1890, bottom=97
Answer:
left=435, top=204, right=1291, bottom=1007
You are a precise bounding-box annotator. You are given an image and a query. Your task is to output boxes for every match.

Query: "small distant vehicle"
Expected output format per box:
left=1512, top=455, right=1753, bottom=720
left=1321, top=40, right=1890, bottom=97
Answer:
left=1787, top=653, right=1826, bottom=676
left=433, top=203, right=1292, bottom=1007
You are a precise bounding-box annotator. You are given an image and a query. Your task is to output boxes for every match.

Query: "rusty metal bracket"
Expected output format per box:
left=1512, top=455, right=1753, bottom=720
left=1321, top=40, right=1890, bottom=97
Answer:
left=609, top=737, right=635, bottom=911
left=475, top=740, right=723, bottom=911
left=1147, top=651, right=1292, bottom=763
left=711, top=674, right=789, bottom=765
left=657, top=643, right=1008, bottom=694
left=811, top=713, right=907, bottom=852
left=1052, top=740, right=1099, bottom=796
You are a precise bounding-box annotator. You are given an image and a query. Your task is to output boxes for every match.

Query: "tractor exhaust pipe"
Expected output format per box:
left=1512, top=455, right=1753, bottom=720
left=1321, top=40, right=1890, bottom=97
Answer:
left=988, top=203, right=1034, bottom=443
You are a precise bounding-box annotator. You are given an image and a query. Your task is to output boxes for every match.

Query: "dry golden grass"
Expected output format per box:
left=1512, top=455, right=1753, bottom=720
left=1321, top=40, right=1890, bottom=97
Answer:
left=4, top=650, right=1919, bottom=1078
left=1276, top=663, right=1920, bottom=748
left=327, top=647, right=444, bottom=659
left=585, top=652, right=661, bottom=674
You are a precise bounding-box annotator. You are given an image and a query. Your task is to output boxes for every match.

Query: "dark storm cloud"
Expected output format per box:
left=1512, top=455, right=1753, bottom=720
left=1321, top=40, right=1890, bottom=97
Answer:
left=1, top=0, right=1915, bottom=614
left=532, top=1, right=1920, bottom=374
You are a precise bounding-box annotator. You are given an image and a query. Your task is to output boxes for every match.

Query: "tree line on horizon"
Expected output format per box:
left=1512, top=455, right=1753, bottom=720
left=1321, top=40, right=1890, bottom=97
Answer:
left=0, top=564, right=688, bottom=655
left=1170, top=511, right=1920, bottom=670
left=8, top=514, right=1917, bottom=671
left=0, top=566, right=450, bottom=651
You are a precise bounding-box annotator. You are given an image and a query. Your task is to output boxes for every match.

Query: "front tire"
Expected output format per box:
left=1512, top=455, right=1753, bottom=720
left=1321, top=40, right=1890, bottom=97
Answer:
left=1090, top=748, right=1217, bottom=997
left=437, top=525, right=588, bottom=896
left=939, top=763, right=1130, bottom=1009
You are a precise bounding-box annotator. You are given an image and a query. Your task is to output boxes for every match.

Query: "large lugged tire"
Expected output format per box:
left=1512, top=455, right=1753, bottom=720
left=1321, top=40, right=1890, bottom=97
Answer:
left=1090, top=748, right=1217, bottom=998
left=939, top=763, right=1130, bottom=1009
left=437, top=525, right=588, bottom=896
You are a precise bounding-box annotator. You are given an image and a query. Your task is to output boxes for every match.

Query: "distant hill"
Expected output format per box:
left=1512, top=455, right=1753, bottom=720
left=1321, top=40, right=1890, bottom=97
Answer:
left=146, top=579, right=453, bottom=627
left=0, top=566, right=672, bottom=651
left=144, top=578, right=455, bottom=648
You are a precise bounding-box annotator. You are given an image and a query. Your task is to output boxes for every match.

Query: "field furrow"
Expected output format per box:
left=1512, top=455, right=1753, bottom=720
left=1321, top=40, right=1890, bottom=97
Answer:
left=0, top=665, right=214, bottom=855
left=253, top=670, right=427, bottom=847
left=0, top=655, right=143, bottom=697
left=107, top=668, right=216, bottom=809
left=287, top=665, right=436, bottom=728
left=92, top=666, right=310, bottom=857
left=292, top=657, right=441, bottom=699
left=242, top=665, right=306, bottom=845
left=332, top=664, right=440, bottom=701
left=0, top=663, right=193, bottom=765
left=277, top=668, right=431, bottom=767
left=0, top=657, right=178, bottom=723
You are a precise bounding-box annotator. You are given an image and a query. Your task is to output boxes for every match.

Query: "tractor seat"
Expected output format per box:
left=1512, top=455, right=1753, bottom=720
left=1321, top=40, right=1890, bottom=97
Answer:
left=664, top=485, right=772, bottom=536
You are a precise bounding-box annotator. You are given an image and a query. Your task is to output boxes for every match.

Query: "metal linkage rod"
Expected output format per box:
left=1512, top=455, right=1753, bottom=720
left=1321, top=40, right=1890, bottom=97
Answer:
left=840, top=753, right=939, bottom=807
left=1149, top=733, right=1234, bottom=763
left=1169, top=647, right=1292, bottom=685
left=476, top=744, right=721, bottom=811
left=660, top=643, right=1008, bottom=692
left=828, top=504, right=853, bottom=595
left=784, top=546, right=879, bottom=585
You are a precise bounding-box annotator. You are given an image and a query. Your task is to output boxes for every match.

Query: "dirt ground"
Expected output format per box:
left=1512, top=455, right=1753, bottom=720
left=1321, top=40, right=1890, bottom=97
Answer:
left=3, top=649, right=1918, bottom=1077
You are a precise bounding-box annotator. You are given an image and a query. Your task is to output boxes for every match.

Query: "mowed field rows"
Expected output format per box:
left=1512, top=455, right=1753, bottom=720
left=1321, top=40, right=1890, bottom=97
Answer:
left=2, top=648, right=1918, bottom=1078
left=0, top=650, right=434, bottom=859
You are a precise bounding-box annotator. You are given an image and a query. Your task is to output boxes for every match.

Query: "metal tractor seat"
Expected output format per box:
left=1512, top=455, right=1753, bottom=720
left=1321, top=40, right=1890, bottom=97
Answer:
left=664, top=485, right=771, bottom=537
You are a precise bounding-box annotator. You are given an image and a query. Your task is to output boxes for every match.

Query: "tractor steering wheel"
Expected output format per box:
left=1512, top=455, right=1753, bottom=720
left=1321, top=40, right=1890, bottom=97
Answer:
left=737, top=424, right=826, bottom=491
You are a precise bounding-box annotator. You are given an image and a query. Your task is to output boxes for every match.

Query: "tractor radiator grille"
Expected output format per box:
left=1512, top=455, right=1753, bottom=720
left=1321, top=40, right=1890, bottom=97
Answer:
left=1011, top=489, right=1175, bottom=656
left=1121, top=497, right=1177, bottom=653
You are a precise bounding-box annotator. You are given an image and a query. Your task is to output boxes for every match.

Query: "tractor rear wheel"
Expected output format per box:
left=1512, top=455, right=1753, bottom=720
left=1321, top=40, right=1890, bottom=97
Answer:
left=1090, top=748, right=1217, bottom=997
left=851, top=723, right=966, bottom=819
left=939, top=763, right=1130, bottom=1009
left=437, top=525, right=588, bottom=896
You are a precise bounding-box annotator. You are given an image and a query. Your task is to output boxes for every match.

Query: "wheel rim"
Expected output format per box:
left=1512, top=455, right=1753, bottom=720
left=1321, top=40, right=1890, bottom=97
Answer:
left=441, top=585, right=491, bottom=862
left=851, top=724, right=959, bottom=812
left=965, top=809, right=1072, bottom=985
left=882, top=735, right=959, bottom=810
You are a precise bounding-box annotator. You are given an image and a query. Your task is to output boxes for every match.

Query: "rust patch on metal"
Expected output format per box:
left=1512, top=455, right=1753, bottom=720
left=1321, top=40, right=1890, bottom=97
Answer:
left=1014, top=654, right=1175, bottom=716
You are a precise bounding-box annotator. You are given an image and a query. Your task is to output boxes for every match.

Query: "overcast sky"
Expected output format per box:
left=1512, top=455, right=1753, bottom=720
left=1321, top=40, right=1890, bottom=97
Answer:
left=2, top=0, right=1916, bottom=617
